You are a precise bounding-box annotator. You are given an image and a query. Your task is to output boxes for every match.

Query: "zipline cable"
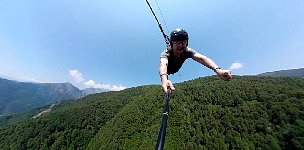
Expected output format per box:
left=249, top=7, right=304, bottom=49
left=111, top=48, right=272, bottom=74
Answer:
left=145, top=0, right=171, bottom=50
left=153, top=0, right=169, bottom=34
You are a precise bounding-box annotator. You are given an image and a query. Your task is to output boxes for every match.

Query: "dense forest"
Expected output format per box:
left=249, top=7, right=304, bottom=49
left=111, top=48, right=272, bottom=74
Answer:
left=0, top=76, right=304, bottom=149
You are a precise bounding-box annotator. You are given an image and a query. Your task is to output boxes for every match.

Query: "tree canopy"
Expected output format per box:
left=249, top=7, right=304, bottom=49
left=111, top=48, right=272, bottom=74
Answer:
left=1, top=76, right=304, bottom=150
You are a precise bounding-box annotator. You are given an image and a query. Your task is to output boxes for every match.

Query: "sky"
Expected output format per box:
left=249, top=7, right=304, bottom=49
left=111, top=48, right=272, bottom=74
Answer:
left=1, top=0, right=304, bottom=90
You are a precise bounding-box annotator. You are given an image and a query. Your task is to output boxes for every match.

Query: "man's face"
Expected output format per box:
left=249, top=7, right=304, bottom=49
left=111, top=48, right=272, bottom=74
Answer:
left=172, top=40, right=187, bottom=54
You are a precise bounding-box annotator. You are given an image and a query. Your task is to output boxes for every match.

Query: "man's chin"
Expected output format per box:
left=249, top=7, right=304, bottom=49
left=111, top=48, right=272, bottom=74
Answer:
left=177, top=48, right=185, bottom=52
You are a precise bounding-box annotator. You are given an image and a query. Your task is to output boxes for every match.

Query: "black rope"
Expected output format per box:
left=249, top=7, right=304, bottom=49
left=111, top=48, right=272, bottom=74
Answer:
left=145, top=0, right=171, bottom=50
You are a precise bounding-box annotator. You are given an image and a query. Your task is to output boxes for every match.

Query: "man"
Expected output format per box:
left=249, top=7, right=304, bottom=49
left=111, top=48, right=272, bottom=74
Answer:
left=159, top=28, right=232, bottom=93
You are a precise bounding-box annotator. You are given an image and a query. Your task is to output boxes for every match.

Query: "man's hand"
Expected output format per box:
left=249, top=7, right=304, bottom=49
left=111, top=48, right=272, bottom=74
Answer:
left=215, top=69, right=232, bottom=81
left=161, top=80, right=175, bottom=94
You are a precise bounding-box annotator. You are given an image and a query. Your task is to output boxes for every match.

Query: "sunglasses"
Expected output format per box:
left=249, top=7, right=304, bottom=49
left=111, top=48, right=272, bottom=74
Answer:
left=172, top=40, right=187, bottom=45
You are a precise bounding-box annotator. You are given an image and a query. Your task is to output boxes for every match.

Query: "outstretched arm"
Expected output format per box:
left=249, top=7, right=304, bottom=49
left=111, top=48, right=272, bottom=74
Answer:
left=192, top=53, right=232, bottom=80
left=159, top=58, right=175, bottom=93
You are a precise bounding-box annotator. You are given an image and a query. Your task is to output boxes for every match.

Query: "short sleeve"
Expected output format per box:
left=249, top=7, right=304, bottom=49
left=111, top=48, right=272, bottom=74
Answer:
left=160, top=49, right=170, bottom=59
left=185, top=48, right=197, bottom=58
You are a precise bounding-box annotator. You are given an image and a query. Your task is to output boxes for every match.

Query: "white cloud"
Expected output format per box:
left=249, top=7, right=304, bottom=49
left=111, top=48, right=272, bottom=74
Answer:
left=229, top=62, right=243, bottom=70
left=69, top=70, right=85, bottom=83
left=84, top=80, right=96, bottom=88
left=69, top=70, right=126, bottom=91
left=111, top=85, right=126, bottom=91
left=84, top=80, right=126, bottom=91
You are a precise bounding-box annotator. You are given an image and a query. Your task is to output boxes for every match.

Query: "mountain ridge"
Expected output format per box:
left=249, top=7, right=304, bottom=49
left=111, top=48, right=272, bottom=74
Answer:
left=1, top=67, right=302, bottom=115
left=1, top=76, right=303, bottom=149
left=258, top=68, right=304, bottom=77
left=0, top=77, right=108, bottom=115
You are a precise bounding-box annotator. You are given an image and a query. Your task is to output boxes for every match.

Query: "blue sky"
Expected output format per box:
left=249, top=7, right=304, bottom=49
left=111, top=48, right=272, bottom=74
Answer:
left=1, top=0, right=303, bottom=90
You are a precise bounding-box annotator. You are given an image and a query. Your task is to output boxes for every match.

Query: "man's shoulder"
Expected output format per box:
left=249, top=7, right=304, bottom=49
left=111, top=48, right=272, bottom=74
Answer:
left=186, top=47, right=196, bottom=53
left=185, top=47, right=197, bottom=57
left=160, top=49, right=170, bottom=58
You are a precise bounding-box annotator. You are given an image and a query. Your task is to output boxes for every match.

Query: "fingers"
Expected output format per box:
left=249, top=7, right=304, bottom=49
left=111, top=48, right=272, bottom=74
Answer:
left=168, top=81, right=175, bottom=91
left=222, top=70, right=232, bottom=80
left=162, top=80, right=175, bottom=94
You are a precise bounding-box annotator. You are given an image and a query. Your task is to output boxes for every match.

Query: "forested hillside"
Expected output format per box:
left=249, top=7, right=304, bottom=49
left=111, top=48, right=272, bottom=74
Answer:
left=0, top=76, right=304, bottom=150
left=0, top=77, right=108, bottom=115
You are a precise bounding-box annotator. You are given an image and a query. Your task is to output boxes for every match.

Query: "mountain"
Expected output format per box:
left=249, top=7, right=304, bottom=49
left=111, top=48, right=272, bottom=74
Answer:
left=258, top=68, right=304, bottom=77
left=1, top=76, right=303, bottom=149
left=0, top=78, right=106, bottom=115
left=82, top=88, right=109, bottom=95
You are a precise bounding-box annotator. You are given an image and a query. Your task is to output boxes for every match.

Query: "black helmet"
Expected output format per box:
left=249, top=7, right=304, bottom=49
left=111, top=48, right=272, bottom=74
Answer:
left=170, top=28, right=189, bottom=41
